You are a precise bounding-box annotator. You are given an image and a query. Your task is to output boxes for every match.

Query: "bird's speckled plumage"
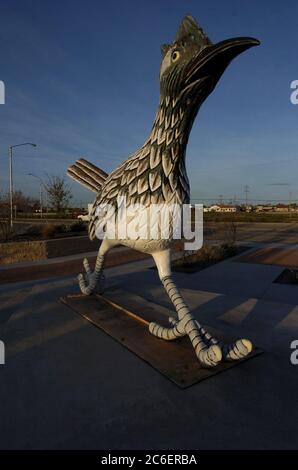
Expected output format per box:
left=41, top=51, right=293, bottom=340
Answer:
left=68, top=16, right=217, bottom=243
left=87, top=95, right=192, bottom=240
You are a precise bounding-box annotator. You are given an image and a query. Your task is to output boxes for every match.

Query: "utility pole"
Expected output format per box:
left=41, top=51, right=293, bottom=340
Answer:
left=39, top=184, right=43, bottom=218
left=244, top=185, right=250, bottom=210
left=28, top=173, right=45, bottom=219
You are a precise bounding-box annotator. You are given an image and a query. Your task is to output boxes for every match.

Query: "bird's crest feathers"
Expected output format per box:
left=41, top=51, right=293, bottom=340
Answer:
left=161, top=15, right=212, bottom=56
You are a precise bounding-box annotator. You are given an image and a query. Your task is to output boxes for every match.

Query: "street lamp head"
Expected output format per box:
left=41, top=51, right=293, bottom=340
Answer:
left=10, top=142, right=37, bottom=149
left=28, top=172, right=43, bottom=185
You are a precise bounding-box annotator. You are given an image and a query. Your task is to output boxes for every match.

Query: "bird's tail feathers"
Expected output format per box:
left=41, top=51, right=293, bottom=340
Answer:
left=67, top=158, right=108, bottom=193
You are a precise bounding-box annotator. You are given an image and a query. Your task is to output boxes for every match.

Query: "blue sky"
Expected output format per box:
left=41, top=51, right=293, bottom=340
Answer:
left=0, top=0, right=297, bottom=206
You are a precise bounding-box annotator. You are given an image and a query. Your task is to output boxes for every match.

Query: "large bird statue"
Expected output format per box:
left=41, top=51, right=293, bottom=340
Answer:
left=67, top=16, right=260, bottom=367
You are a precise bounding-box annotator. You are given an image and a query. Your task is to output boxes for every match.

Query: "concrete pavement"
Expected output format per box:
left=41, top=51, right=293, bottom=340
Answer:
left=0, top=247, right=149, bottom=284
left=0, top=251, right=298, bottom=449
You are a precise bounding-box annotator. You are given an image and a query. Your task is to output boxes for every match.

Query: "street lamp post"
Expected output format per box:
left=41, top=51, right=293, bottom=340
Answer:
left=9, top=146, right=13, bottom=227
left=9, top=143, right=36, bottom=227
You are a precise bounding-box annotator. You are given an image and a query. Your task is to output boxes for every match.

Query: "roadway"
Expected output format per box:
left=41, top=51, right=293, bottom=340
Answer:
left=12, top=219, right=298, bottom=242
left=205, top=222, right=298, bottom=244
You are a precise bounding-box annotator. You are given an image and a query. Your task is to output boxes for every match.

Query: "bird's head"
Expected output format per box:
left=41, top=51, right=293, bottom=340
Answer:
left=160, top=16, right=260, bottom=107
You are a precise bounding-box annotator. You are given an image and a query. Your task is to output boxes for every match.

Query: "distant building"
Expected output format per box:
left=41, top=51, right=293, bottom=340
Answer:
left=274, top=204, right=289, bottom=212
left=204, top=205, right=219, bottom=212
left=206, top=204, right=239, bottom=213
left=256, top=204, right=274, bottom=212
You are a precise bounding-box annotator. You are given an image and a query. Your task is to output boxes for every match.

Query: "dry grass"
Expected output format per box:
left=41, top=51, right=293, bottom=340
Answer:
left=0, top=219, right=11, bottom=242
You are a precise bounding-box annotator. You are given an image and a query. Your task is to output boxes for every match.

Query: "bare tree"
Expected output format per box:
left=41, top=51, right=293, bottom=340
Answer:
left=0, top=191, right=39, bottom=214
left=224, top=219, right=237, bottom=245
left=13, top=191, right=39, bottom=212
left=45, top=175, right=72, bottom=213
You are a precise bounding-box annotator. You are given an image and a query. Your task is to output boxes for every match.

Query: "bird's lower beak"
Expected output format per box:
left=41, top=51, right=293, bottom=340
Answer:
left=185, top=37, right=260, bottom=89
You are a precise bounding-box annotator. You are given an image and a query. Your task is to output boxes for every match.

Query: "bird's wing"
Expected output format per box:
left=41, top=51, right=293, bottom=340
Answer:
left=67, top=158, right=108, bottom=193
left=87, top=140, right=189, bottom=240
left=99, top=146, right=150, bottom=204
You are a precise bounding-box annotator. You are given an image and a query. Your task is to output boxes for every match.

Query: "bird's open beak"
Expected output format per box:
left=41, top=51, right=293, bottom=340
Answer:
left=185, top=37, right=260, bottom=90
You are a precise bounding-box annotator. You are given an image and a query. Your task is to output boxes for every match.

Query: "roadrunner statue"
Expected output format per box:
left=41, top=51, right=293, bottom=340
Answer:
left=68, top=16, right=260, bottom=367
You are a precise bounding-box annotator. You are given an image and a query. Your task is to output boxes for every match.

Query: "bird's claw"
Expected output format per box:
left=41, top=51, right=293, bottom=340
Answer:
left=78, top=272, right=93, bottom=295
left=192, top=320, right=253, bottom=362
left=221, top=338, right=253, bottom=361
left=165, top=316, right=252, bottom=366
left=83, top=257, right=92, bottom=277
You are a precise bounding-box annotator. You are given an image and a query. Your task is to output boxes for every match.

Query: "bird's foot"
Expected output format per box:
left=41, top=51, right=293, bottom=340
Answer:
left=78, top=258, right=105, bottom=295
left=194, top=320, right=253, bottom=362
left=167, top=317, right=252, bottom=364
left=219, top=338, right=253, bottom=361
left=149, top=316, right=222, bottom=368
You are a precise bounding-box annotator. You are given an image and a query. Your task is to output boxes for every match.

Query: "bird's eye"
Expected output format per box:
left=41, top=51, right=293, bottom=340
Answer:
left=171, top=51, right=180, bottom=63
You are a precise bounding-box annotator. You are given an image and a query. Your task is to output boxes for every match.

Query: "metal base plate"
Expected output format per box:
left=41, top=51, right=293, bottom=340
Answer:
left=61, top=290, right=262, bottom=388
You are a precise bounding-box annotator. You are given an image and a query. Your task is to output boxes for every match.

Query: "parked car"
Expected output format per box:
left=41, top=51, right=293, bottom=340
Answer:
left=77, top=212, right=89, bottom=221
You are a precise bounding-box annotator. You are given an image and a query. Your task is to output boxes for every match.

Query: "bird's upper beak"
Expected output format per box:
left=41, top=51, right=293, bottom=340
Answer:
left=184, top=37, right=260, bottom=92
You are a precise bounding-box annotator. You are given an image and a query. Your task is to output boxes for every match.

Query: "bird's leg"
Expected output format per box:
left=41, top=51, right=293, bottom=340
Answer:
left=149, top=250, right=222, bottom=368
left=149, top=250, right=252, bottom=364
left=78, top=238, right=114, bottom=295
left=78, top=252, right=105, bottom=295
left=82, top=256, right=105, bottom=292
left=150, top=275, right=222, bottom=367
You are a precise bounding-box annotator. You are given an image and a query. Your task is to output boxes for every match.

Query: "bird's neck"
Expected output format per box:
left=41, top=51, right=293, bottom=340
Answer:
left=145, top=94, right=197, bottom=168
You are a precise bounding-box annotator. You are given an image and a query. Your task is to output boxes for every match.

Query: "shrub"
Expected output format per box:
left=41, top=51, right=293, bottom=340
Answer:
left=70, top=221, right=87, bottom=232
left=25, top=225, right=42, bottom=237
left=54, top=224, right=67, bottom=234
left=224, top=220, right=237, bottom=244
left=220, top=242, right=237, bottom=257
left=41, top=224, right=57, bottom=239
left=175, top=241, right=238, bottom=268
